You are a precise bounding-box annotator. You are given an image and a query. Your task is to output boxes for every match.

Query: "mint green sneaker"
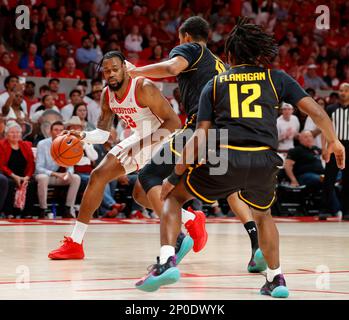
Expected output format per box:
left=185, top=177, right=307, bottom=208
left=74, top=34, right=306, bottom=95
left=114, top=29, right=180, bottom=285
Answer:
left=136, top=256, right=180, bottom=292
left=247, top=248, right=267, bottom=273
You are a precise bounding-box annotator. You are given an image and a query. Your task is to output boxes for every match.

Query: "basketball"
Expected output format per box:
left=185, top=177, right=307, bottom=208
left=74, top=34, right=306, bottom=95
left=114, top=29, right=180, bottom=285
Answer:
left=50, top=134, right=84, bottom=167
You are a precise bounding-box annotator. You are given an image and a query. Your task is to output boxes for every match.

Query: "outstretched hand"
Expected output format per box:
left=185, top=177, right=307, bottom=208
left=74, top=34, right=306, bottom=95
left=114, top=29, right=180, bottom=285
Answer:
left=323, top=140, right=345, bottom=170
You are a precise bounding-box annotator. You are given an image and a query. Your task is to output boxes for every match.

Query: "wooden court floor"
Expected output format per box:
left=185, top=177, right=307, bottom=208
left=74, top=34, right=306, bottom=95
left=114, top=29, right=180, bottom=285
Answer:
left=0, top=217, right=348, bottom=300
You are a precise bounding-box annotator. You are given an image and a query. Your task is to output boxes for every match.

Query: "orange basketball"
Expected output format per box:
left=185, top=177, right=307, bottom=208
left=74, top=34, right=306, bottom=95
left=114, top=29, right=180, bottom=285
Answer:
left=50, top=134, right=84, bottom=167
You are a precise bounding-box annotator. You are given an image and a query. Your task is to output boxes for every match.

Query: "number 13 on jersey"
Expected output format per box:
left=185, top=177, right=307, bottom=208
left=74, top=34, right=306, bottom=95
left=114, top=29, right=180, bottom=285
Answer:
left=229, top=83, right=262, bottom=118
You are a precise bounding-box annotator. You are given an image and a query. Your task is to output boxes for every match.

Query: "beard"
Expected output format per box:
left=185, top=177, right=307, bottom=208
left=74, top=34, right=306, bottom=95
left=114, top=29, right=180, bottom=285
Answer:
left=108, top=78, right=124, bottom=91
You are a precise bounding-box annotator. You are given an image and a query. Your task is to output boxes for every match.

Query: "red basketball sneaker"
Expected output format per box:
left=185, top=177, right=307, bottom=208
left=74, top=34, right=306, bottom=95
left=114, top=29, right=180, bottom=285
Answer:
left=184, top=208, right=208, bottom=252
left=48, top=236, right=85, bottom=260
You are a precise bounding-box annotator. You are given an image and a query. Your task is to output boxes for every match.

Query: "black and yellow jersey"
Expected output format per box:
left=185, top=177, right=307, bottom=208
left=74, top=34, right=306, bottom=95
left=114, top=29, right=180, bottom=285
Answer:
left=198, top=64, right=309, bottom=150
left=169, top=42, right=226, bottom=122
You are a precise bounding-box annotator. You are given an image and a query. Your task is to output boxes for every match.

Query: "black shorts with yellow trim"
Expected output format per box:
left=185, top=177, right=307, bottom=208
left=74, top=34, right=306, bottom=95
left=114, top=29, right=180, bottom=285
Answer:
left=138, top=117, right=196, bottom=193
left=184, top=146, right=283, bottom=211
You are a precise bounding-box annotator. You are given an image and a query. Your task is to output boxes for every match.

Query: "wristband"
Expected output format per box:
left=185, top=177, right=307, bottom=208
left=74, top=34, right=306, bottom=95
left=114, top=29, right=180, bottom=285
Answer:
left=167, top=171, right=182, bottom=186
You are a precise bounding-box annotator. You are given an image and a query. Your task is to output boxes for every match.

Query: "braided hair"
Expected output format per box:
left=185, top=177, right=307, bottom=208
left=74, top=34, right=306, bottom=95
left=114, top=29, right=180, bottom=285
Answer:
left=96, top=50, right=126, bottom=72
left=224, top=17, right=278, bottom=66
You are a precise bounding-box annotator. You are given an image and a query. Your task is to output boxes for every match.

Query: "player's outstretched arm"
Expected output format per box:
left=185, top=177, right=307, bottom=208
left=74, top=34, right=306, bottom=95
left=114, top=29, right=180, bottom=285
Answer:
left=297, top=97, right=345, bottom=169
left=79, top=88, right=113, bottom=144
left=127, top=56, right=189, bottom=79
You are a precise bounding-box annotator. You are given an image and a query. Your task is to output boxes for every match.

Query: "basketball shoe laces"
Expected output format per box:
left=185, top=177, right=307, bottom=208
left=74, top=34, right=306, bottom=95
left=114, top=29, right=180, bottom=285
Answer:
left=60, top=236, right=74, bottom=247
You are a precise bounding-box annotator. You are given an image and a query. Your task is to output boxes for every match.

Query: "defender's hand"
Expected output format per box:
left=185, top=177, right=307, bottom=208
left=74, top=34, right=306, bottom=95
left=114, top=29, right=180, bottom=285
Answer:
left=125, top=60, right=137, bottom=79
left=325, top=140, right=345, bottom=169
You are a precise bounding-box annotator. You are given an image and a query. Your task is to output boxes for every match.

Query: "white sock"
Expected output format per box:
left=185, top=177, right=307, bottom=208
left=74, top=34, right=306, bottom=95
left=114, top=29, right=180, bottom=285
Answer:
left=71, top=221, right=88, bottom=244
left=160, top=245, right=175, bottom=264
left=181, top=208, right=196, bottom=224
left=267, top=266, right=282, bottom=282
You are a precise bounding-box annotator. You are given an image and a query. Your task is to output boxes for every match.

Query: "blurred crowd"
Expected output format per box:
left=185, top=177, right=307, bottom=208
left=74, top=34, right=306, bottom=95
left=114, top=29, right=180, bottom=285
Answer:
left=0, top=0, right=349, bottom=219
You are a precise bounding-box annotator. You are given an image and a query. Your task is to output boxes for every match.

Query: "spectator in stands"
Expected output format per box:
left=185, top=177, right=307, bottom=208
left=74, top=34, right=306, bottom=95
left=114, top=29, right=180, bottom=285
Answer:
left=124, top=25, right=143, bottom=53
left=76, top=80, right=93, bottom=105
left=48, top=78, right=67, bottom=109
left=36, top=59, right=59, bottom=78
left=0, top=75, right=27, bottom=114
left=18, top=43, right=44, bottom=75
left=323, top=83, right=349, bottom=220
left=328, top=92, right=340, bottom=106
left=29, top=85, right=50, bottom=118
left=35, top=121, right=80, bottom=218
left=1, top=88, right=28, bottom=123
left=0, top=122, right=35, bottom=218
left=58, top=57, right=86, bottom=79
left=87, top=83, right=102, bottom=127
left=140, top=36, right=158, bottom=61
left=30, top=94, right=60, bottom=123
left=61, top=89, right=83, bottom=122
left=72, top=103, right=96, bottom=131
left=0, top=52, right=21, bottom=76
left=149, top=45, right=166, bottom=63
left=304, top=64, right=329, bottom=90
left=284, top=131, right=324, bottom=188
left=277, top=103, right=300, bottom=153
left=68, top=18, right=88, bottom=49
left=323, top=66, right=340, bottom=90
left=305, top=87, right=316, bottom=100
left=23, top=81, right=39, bottom=114
left=76, top=36, right=99, bottom=66
left=304, top=97, right=326, bottom=149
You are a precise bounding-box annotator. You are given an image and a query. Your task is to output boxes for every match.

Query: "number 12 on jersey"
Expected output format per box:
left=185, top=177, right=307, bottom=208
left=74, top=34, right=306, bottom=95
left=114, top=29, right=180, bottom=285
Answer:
left=229, top=83, right=262, bottom=119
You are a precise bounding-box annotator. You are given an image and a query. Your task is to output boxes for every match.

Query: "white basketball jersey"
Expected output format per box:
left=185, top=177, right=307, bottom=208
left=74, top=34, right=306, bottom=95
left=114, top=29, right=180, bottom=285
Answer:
left=106, top=77, right=163, bottom=137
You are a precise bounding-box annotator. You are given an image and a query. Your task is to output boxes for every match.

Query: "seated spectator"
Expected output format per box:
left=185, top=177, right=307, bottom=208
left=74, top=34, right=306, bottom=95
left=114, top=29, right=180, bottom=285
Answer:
left=124, top=25, right=143, bottom=53
left=323, top=66, right=340, bottom=90
left=72, top=103, right=96, bottom=131
left=328, top=92, right=340, bottom=105
left=304, top=97, right=326, bottom=149
left=48, top=78, right=67, bottom=109
left=140, top=36, right=158, bottom=60
left=29, top=85, right=51, bottom=118
left=18, top=43, right=44, bottom=75
left=0, top=123, right=36, bottom=218
left=65, top=18, right=88, bottom=49
left=58, top=57, right=86, bottom=80
left=34, top=59, right=59, bottom=78
left=76, top=80, right=93, bottom=104
left=277, top=103, right=300, bottom=153
left=87, top=83, right=102, bottom=127
left=23, top=81, right=39, bottom=114
left=0, top=52, right=22, bottom=76
left=30, top=94, right=60, bottom=123
left=76, top=36, right=99, bottom=66
left=2, top=88, right=28, bottom=124
left=35, top=121, right=81, bottom=218
left=304, top=64, right=329, bottom=90
left=61, top=89, right=83, bottom=122
left=0, top=75, right=27, bottom=114
left=284, top=131, right=324, bottom=188
left=149, top=45, right=166, bottom=63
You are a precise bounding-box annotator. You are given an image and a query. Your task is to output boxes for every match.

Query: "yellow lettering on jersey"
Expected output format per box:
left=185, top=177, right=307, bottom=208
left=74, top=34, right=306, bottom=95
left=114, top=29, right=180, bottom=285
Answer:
left=220, top=72, right=266, bottom=82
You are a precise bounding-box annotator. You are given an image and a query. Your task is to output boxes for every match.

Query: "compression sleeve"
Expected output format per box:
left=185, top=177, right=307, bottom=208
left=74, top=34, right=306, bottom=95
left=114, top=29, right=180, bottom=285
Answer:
left=82, top=128, right=110, bottom=144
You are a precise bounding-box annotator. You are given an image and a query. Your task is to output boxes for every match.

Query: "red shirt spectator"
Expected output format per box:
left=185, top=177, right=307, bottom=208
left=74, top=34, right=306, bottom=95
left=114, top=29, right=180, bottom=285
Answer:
left=122, top=5, right=151, bottom=34
left=65, top=19, right=88, bottom=49
left=48, top=78, right=67, bottom=109
left=0, top=52, right=21, bottom=76
left=58, top=57, right=86, bottom=80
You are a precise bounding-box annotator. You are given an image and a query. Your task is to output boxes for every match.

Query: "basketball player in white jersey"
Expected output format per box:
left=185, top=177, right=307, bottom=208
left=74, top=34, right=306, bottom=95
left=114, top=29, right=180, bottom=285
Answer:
left=48, top=51, right=204, bottom=259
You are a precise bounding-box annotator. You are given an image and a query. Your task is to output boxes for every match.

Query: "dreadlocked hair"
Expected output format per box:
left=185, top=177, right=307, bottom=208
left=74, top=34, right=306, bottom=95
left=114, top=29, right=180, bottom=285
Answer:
left=224, top=17, right=278, bottom=66
left=96, top=50, right=126, bottom=72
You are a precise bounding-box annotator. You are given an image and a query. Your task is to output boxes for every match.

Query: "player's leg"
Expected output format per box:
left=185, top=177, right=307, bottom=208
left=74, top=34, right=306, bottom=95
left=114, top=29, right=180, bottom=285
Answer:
left=136, top=179, right=194, bottom=292
left=252, top=208, right=289, bottom=298
left=48, top=153, right=126, bottom=260
left=227, top=193, right=266, bottom=273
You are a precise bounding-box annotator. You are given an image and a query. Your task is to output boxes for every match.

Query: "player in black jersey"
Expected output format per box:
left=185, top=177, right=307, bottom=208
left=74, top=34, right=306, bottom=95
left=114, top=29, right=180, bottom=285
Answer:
left=127, top=17, right=267, bottom=292
left=152, top=18, right=345, bottom=298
